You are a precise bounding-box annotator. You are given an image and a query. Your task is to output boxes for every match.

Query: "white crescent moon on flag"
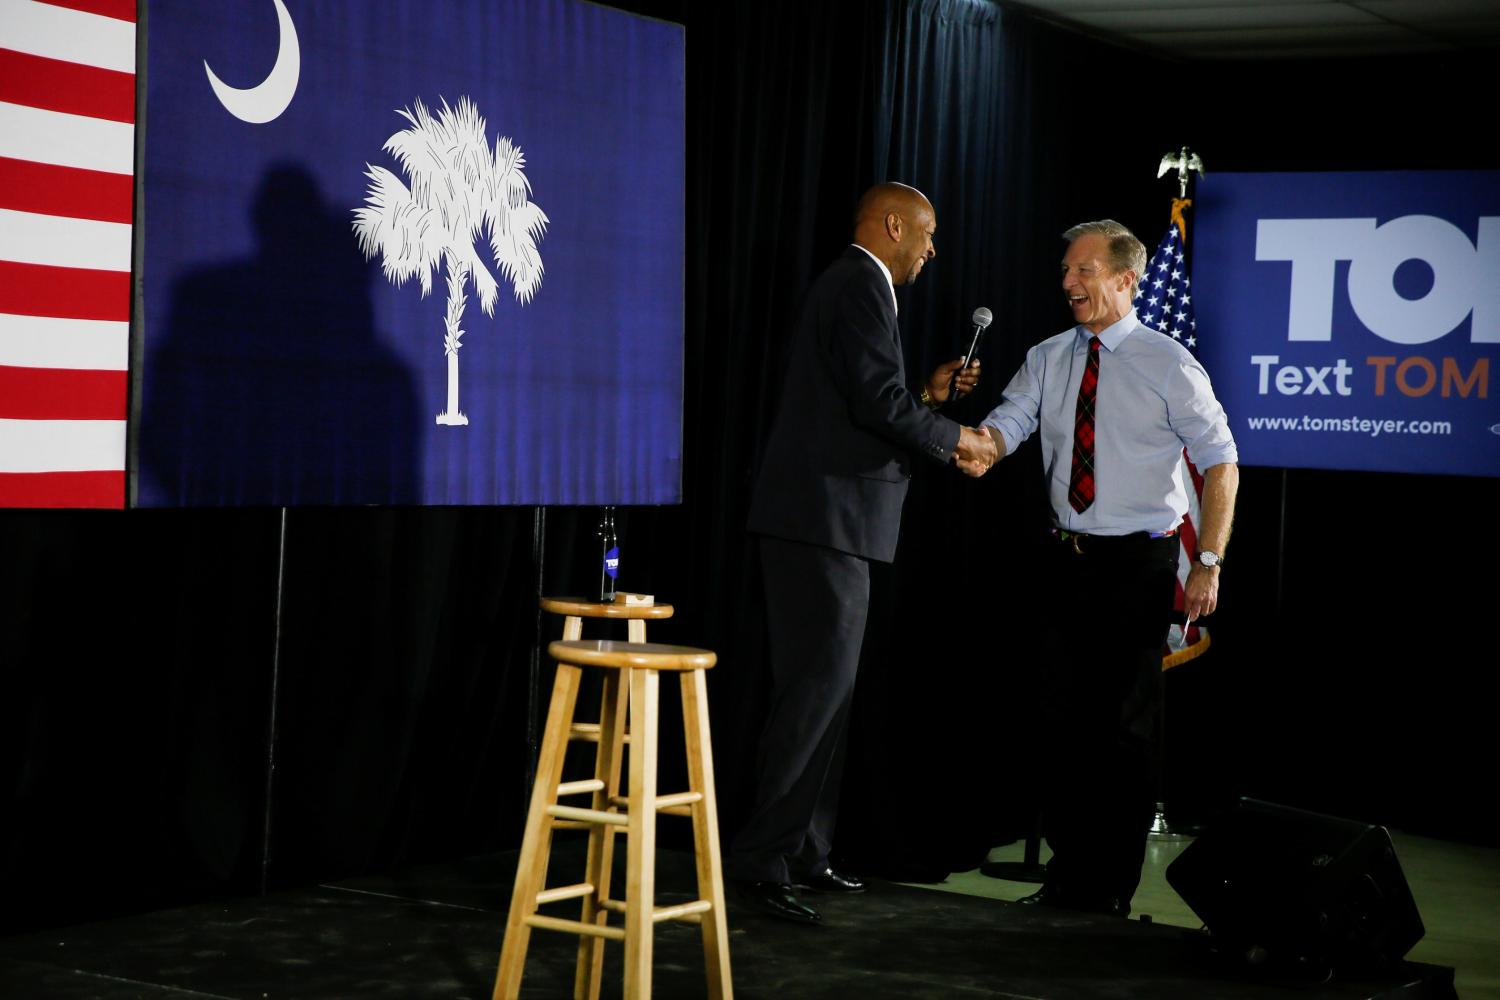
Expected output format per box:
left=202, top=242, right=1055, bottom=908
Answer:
left=204, top=0, right=300, bottom=124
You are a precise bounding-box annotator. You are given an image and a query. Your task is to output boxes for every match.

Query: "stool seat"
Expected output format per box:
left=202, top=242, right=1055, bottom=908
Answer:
left=540, top=597, right=676, bottom=620
left=550, top=640, right=716, bottom=673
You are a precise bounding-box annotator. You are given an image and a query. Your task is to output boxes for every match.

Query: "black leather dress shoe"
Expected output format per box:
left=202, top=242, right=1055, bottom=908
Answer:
left=1017, top=883, right=1130, bottom=917
left=795, top=867, right=866, bottom=893
left=1016, top=883, right=1067, bottom=907
left=731, top=880, right=822, bottom=924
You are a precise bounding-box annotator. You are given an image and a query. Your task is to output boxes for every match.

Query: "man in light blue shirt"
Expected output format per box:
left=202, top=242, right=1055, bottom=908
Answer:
left=973, top=219, right=1239, bottom=917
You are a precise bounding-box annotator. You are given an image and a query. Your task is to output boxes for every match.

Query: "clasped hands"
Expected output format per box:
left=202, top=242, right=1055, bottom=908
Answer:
left=954, top=426, right=997, bottom=477
left=924, top=358, right=994, bottom=477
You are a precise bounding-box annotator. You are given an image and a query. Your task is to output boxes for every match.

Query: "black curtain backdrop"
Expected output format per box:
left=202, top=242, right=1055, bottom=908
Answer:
left=4, top=0, right=1499, bottom=935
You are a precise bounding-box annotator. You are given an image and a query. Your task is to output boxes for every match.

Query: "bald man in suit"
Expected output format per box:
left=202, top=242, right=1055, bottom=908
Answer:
left=729, top=183, right=996, bottom=924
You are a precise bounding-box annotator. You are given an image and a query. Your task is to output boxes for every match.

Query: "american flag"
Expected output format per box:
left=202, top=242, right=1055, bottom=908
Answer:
left=1133, top=199, right=1210, bottom=668
left=0, top=0, right=135, bottom=508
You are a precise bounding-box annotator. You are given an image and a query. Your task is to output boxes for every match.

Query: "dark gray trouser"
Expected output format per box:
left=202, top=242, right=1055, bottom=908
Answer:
left=1039, top=532, right=1179, bottom=905
left=727, top=534, right=869, bottom=884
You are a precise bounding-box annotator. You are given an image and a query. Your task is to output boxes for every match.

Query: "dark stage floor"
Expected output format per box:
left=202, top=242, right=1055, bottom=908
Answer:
left=0, top=839, right=1456, bottom=999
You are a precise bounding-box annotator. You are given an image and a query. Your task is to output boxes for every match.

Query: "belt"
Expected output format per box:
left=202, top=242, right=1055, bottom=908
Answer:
left=1054, top=527, right=1176, bottom=556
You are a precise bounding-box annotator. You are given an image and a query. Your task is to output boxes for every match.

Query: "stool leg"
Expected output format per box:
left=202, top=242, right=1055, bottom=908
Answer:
left=681, top=669, right=733, bottom=1000
left=563, top=615, right=584, bottom=641
left=493, top=663, right=583, bottom=1000
left=624, top=621, right=640, bottom=742
left=624, top=667, right=660, bottom=1000
left=575, top=668, right=628, bottom=1000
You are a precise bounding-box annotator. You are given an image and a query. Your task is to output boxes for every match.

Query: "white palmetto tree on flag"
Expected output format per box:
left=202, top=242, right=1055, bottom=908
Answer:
left=353, top=96, right=547, bottom=425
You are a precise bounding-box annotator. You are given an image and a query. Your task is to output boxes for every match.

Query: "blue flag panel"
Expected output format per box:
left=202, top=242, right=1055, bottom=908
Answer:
left=1194, top=170, right=1500, bottom=479
left=137, top=0, right=685, bottom=506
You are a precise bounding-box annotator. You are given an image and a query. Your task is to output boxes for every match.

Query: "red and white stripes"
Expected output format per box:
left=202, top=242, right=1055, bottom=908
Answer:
left=0, top=0, right=136, bottom=508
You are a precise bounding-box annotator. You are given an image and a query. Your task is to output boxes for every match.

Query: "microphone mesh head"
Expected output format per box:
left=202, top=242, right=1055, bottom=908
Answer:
left=972, top=306, right=993, bottom=328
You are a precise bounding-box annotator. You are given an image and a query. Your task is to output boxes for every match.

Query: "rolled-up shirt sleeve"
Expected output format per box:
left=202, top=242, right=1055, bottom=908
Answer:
left=1168, top=356, right=1238, bottom=469
left=981, top=346, right=1045, bottom=456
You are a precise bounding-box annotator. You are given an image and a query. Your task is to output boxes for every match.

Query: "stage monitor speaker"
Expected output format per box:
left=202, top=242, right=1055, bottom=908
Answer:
left=1165, top=797, right=1424, bottom=972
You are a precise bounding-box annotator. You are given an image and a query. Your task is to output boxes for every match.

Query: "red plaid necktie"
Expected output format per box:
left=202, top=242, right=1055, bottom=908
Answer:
left=1068, top=336, right=1101, bottom=513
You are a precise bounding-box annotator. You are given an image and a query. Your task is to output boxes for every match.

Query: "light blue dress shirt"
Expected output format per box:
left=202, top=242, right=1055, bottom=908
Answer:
left=981, top=311, right=1238, bottom=535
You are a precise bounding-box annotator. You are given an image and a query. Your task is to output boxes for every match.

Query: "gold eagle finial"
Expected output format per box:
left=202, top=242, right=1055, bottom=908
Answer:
left=1157, top=146, right=1205, bottom=199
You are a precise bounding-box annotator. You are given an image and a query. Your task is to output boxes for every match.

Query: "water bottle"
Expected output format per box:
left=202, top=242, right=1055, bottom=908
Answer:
left=598, top=507, right=619, bottom=602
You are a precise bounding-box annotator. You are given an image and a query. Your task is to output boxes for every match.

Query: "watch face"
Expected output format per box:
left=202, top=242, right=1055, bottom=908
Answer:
left=1199, top=551, right=1219, bottom=568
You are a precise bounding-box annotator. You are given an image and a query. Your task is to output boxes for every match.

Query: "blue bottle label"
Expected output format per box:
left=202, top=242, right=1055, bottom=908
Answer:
left=604, top=546, right=619, bottom=579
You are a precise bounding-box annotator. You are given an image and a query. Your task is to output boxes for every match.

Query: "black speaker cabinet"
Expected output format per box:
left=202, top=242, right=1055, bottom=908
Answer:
left=1165, top=797, right=1425, bottom=971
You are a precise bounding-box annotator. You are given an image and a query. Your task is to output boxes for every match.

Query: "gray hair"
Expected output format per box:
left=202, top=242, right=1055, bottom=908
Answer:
left=1063, top=219, right=1147, bottom=297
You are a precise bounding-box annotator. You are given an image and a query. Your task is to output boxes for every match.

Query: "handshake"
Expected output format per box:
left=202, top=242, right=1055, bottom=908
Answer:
left=953, top=426, right=998, bottom=478
left=922, top=357, right=995, bottom=477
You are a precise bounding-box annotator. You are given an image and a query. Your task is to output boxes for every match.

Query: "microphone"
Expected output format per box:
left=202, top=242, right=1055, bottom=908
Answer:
left=948, top=306, right=993, bottom=400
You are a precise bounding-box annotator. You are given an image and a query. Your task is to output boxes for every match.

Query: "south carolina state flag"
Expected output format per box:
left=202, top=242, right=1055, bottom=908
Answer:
left=138, top=0, right=684, bottom=507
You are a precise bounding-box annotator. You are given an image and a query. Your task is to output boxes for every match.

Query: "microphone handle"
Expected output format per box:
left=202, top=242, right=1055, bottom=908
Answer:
left=948, top=323, right=986, bottom=400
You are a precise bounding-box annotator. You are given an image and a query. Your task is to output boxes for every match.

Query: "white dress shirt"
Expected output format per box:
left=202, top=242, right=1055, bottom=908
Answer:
left=982, top=311, right=1238, bottom=535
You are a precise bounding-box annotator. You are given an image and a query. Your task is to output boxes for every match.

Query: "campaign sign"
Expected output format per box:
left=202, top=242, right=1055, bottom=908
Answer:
left=137, top=0, right=685, bottom=506
left=1194, top=171, right=1500, bottom=478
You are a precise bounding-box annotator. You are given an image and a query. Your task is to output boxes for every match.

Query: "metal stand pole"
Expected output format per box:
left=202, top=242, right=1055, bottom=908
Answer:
left=523, top=506, right=547, bottom=800
left=1276, top=469, right=1289, bottom=622
left=1148, top=668, right=1187, bottom=840
left=259, top=507, right=289, bottom=896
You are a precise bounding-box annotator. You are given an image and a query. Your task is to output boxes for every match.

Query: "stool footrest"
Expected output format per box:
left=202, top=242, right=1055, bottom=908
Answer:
left=525, top=914, right=626, bottom=941
left=547, top=804, right=628, bottom=826
left=652, top=900, right=713, bottom=924
left=535, top=882, right=595, bottom=905
left=598, top=898, right=711, bottom=924
left=557, top=779, right=605, bottom=797
left=610, top=791, right=702, bottom=814
left=568, top=723, right=631, bottom=744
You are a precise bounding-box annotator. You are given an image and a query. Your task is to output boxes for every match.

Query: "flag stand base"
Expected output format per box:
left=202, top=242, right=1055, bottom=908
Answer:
left=1148, top=802, right=1192, bottom=840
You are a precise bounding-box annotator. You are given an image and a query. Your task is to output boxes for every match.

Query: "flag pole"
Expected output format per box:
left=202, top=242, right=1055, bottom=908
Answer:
left=1149, top=147, right=1205, bottom=841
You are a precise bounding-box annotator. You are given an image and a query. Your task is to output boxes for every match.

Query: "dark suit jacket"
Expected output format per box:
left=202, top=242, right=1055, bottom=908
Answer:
left=747, top=246, right=961, bottom=563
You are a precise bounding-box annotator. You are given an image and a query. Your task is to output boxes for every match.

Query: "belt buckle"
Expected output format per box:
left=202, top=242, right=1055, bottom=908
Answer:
left=1068, top=532, right=1084, bottom=556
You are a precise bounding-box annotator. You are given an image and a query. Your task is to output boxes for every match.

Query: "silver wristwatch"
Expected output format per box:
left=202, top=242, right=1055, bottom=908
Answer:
left=1197, top=550, right=1222, bottom=569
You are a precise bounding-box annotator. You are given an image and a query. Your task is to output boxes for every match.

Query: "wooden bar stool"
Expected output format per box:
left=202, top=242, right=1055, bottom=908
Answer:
left=539, top=598, right=674, bottom=760
left=493, top=639, right=733, bottom=1000
left=539, top=597, right=675, bottom=645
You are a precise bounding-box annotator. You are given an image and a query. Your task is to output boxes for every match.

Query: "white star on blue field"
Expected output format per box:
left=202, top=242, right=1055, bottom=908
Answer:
left=1134, top=225, right=1199, bottom=351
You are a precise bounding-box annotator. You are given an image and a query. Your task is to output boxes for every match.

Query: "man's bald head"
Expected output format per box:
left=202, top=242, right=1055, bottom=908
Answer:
left=854, top=182, right=931, bottom=231
left=853, top=182, right=936, bottom=286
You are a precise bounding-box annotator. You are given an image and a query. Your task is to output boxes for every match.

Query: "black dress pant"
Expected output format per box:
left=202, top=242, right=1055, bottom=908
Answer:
left=1037, top=531, right=1179, bottom=905
left=727, top=534, right=870, bottom=884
